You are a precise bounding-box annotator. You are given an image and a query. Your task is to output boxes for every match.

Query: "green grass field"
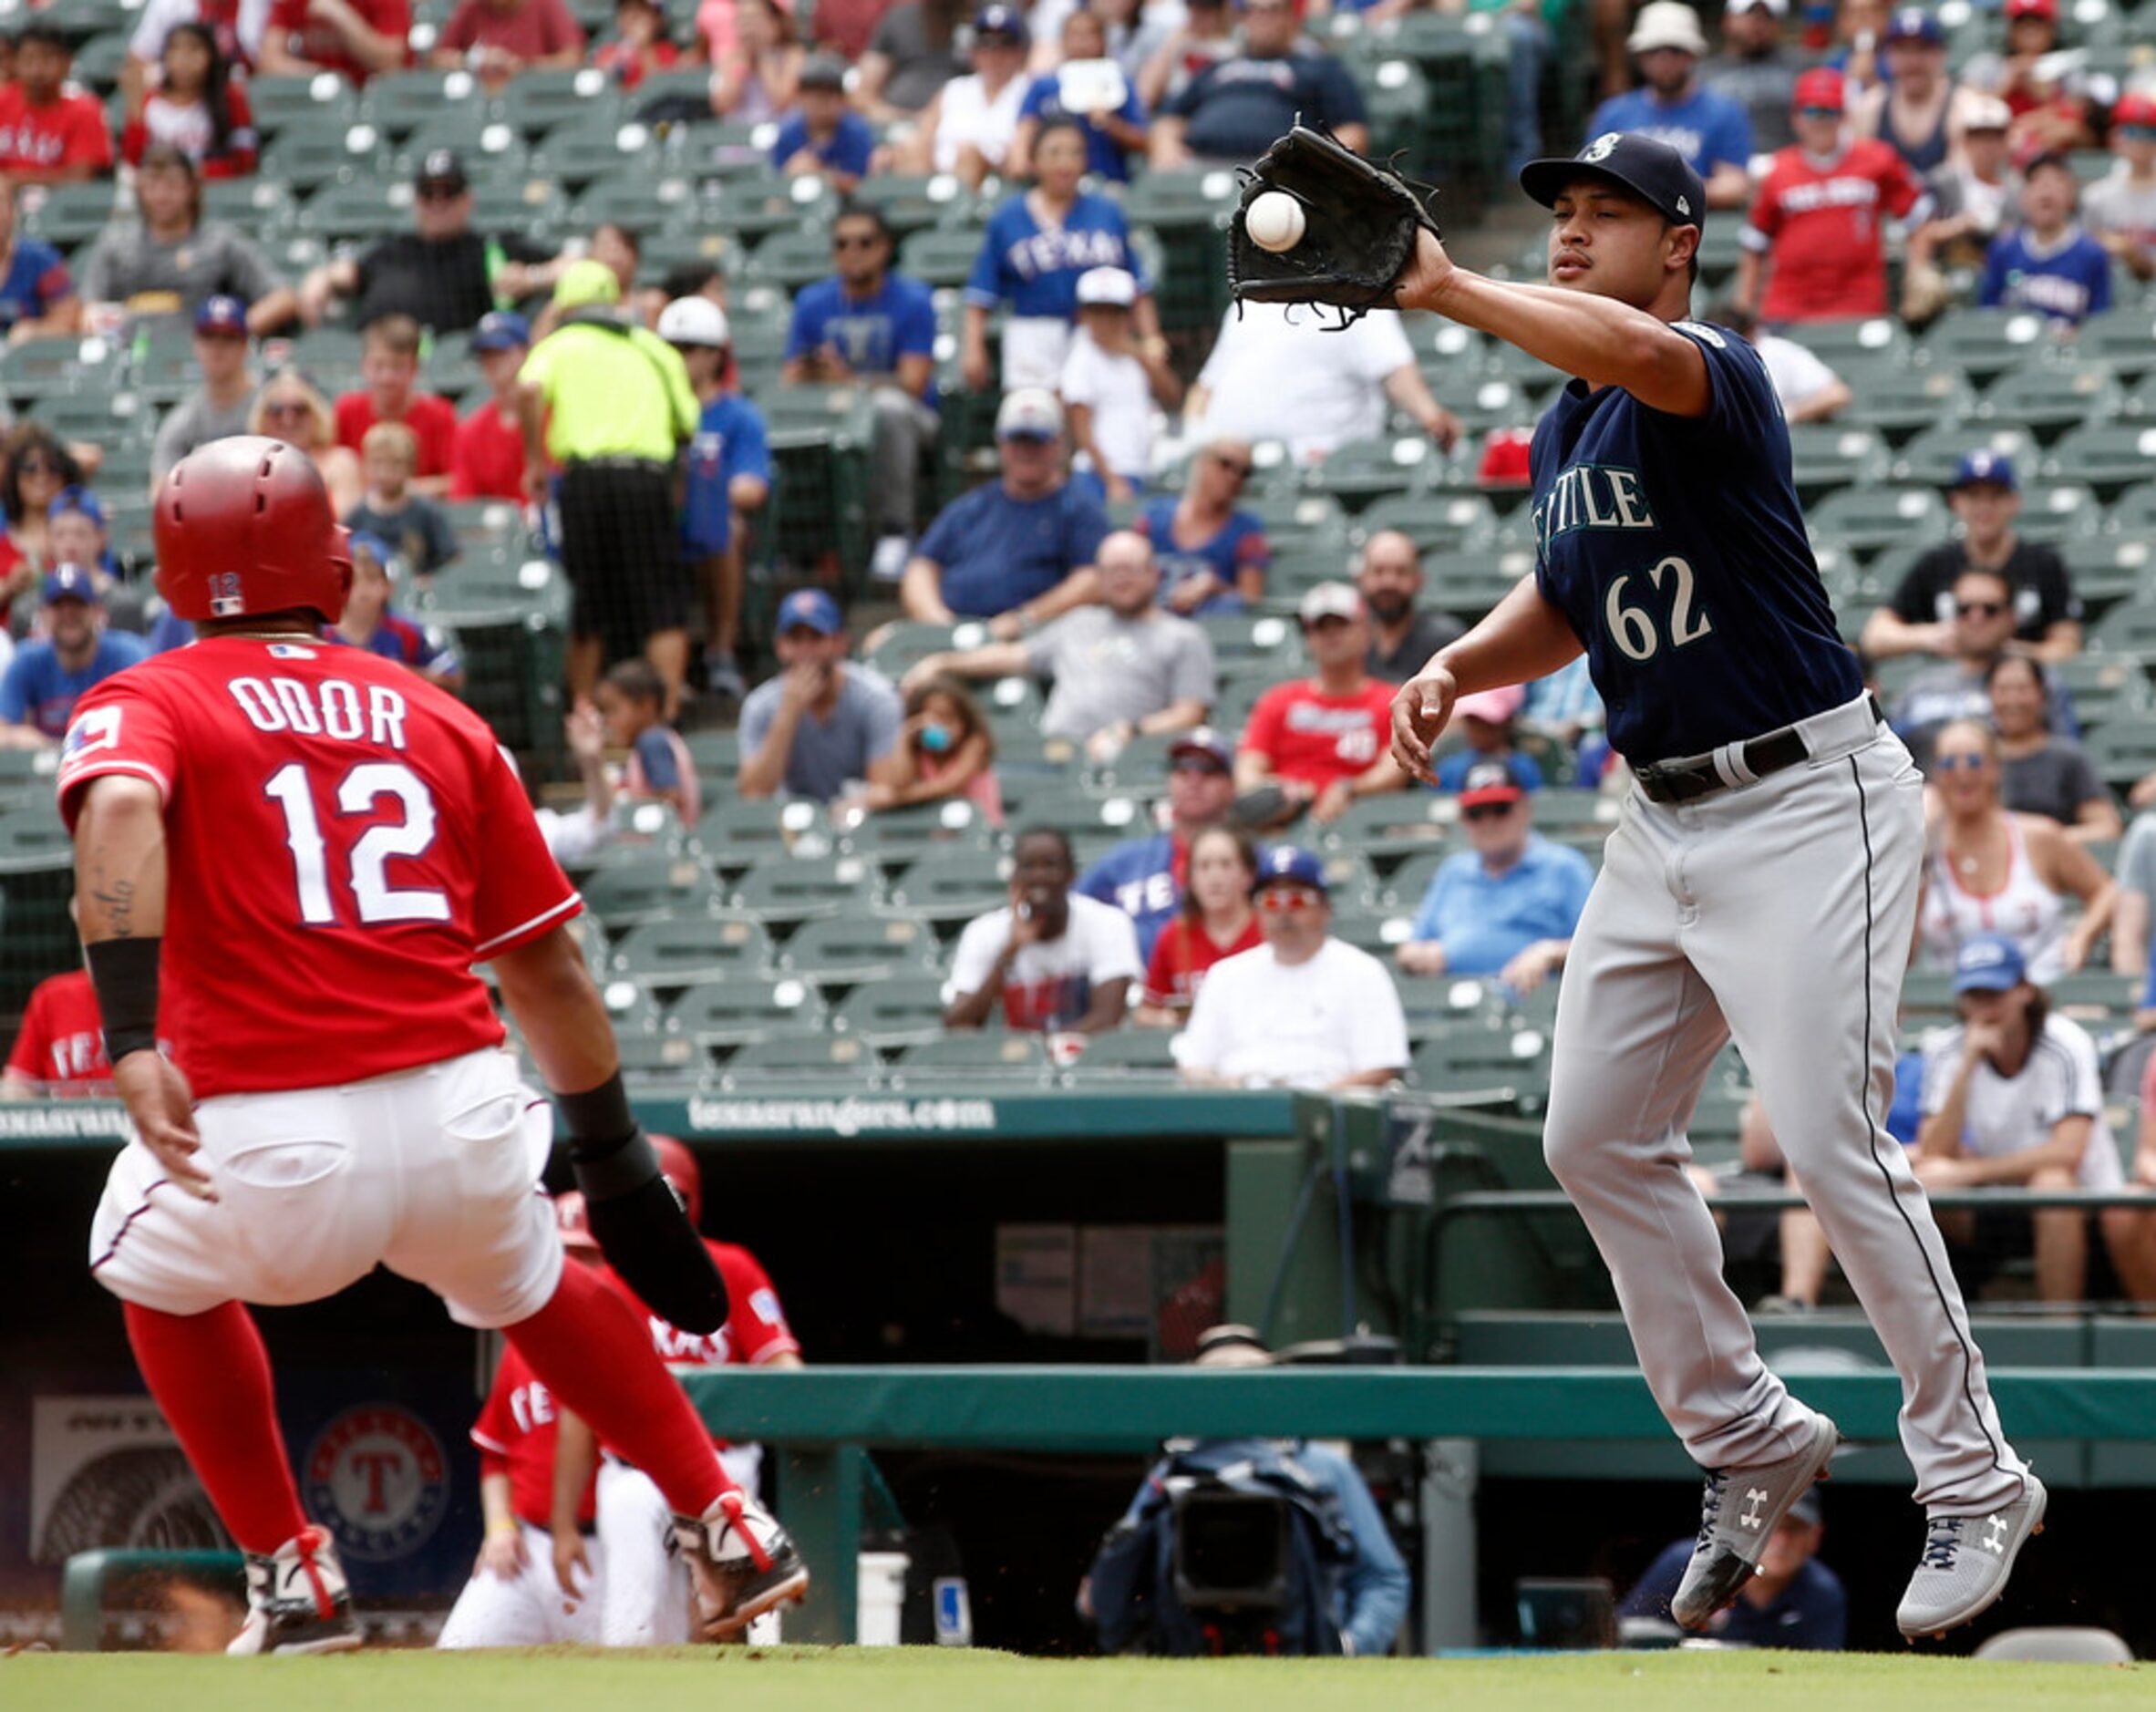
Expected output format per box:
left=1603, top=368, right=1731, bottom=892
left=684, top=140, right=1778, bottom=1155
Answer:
left=5, top=1647, right=2150, bottom=1711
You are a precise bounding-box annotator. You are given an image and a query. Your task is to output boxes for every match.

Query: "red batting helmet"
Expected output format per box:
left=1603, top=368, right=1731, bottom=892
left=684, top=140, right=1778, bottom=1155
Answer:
left=154, top=435, right=354, bottom=624
left=651, top=1134, right=702, bottom=1227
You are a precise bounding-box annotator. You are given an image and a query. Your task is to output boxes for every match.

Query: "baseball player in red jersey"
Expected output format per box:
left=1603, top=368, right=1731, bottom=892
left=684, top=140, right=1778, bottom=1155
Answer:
left=59, top=437, right=807, bottom=1654
left=550, top=1140, right=805, bottom=1646
left=4, top=964, right=114, bottom=1095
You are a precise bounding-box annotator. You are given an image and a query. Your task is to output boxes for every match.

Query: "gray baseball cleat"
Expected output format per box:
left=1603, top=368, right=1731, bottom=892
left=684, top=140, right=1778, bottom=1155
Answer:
left=1671, top=1411, right=1840, bottom=1631
left=1897, top=1476, right=2048, bottom=1640
left=227, top=1525, right=361, bottom=1655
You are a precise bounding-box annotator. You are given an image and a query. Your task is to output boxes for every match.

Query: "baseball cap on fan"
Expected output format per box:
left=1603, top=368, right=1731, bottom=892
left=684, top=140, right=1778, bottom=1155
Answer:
left=195, top=294, right=249, bottom=338
left=1793, top=67, right=1845, bottom=112
left=1883, top=6, right=1944, bottom=43
left=1954, top=449, right=2017, bottom=491
left=775, top=587, right=843, bottom=636
left=1076, top=266, right=1138, bottom=308
left=469, top=310, right=531, bottom=353
left=1169, top=726, right=1233, bottom=769
left=1297, top=581, right=1364, bottom=624
left=414, top=148, right=469, bottom=194
left=1253, top=845, right=1328, bottom=895
left=1519, top=131, right=1708, bottom=232
left=1459, top=758, right=1526, bottom=809
left=2113, top=91, right=2156, bottom=130
left=657, top=294, right=731, bottom=348
left=1626, top=0, right=1708, bottom=54
left=1954, top=933, right=2027, bottom=995
left=995, top=387, right=1064, bottom=440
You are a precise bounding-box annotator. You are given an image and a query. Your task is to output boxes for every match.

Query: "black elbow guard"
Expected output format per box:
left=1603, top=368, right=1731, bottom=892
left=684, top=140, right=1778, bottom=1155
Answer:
left=567, top=1123, right=729, bottom=1336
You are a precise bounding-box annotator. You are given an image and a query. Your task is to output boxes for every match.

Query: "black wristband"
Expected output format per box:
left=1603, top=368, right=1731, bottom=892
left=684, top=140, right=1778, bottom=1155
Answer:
left=558, top=1071, right=636, bottom=1151
left=85, top=937, right=162, bottom=1062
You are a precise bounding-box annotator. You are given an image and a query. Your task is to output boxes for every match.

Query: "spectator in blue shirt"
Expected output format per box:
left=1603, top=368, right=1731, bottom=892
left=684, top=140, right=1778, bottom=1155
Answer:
left=1151, top=0, right=1368, bottom=168
left=738, top=589, right=908, bottom=804
left=661, top=294, right=770, bottom=703
left=1077, top=725, right=1238, bottom=958
left=323, top=532, right=462, bottom=690
left=962, top=118, right=1161, bottom=393
left=0, top=180, right=79, bottom=343
left=770, top=53, right=878, bottom=191
left=1137, top=438, right=1269, bottom=616
left=784, top=203, right=941, bottom=581
left=900, top=387, right=1111, bottom=629
left=1585, top=1, right=1753, bottom=210
left=1010, top=9, right=1149, bottom=183
left=1397, top=759, right=1592, bottom=995
left=0, top=566, right=149, bottom=748
left=1432, top=686, right=1547, bottom=795
left=1621, top=1488, right=1847, bottom=1648
left=1979, top=152, right=2113, bottom=328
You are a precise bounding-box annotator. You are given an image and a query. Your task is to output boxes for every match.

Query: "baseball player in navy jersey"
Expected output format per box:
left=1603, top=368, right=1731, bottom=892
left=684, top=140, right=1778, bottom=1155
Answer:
left=1387, top=133, right=2043, bottom=1638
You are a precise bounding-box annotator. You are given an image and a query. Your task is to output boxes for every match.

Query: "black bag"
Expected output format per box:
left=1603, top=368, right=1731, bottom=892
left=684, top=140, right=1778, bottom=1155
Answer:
left=1088, top=1438, right=1353, bottom=1656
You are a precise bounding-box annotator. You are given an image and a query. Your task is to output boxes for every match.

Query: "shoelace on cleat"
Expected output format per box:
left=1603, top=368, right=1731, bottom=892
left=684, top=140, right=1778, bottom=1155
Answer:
left=1696, top=1470, right=1728, bottom=1550
left=1921, top=1516, right=1965, bottom=1571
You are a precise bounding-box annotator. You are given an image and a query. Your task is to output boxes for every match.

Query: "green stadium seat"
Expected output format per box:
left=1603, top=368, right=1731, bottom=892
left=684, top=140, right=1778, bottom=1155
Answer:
left=846, top=170, right=981, bottom=240
left=1892, top=422, right=2035, bottom=488
left=1409, top=1016, right=1551, bottom=1108
left=614, top=1026, right=716, bottom=1087
left=576, top=852, right=727, bottom=926
left=1803, top=485, right=1950, bottom=559
left=0, top=335, right=120, bottom=406
left=1353, top=491, right=1500, bottom=556
left=2009, top=481, right=2103, bottom=543
left=1420, top=372, right=1551, bottom=438
left=779, top=912, right=942, bottom=985
left=357, top=68, right=483, bottom=136
left=1919, top=307, right=2064, bottom=382
left=836, top=801, right=1000, bottom=871
left=0, top=803, right=75, bottom=1012
left=608, top=911, right=777, bottom=987
left=530, top=111, right=656, bottom=186
left=297, top=175, right=415, bottom=238
left=718, top=1033, right=882, bottom=1088
left=1237, top=487, right=1349, bottom=554
left=1899, top=966, right=1959, bottom=1021
left=1423, top=549, right=1534, bottom=623
left=568, top=169, right=697, bottom=233
left=1318, top=791, right=1456, bottom=867
left=387, top=108, right=503, bottom=170
left=665, top=976, right=827, bottom=1047
left=2077, top=718, right=2156, bottom=791
left=2046, top=968, right=2141, bottom=1022
left=1785, top=423, right=1891, bottom=500
left=1782, top=315, right=1910, bottom=367
left=742, top=223, right=840, bottom=294
left=860, top=620, right=961, bottom=680
left=21, top=182, right=126, bottom=250
left=729, top=851, right=882, bottom=926
left=696, top=796, right=821, bottom=873
left=1302, top=436, right=1448, bottom=512
left=892, top=1031, right=1052, bottom=1085
left=2057, top=536, right=2156, bottom=619
left=2044, top=421, right=2156, bottom=500
left=830, top=974, right=953, bottom=1047
left=497, top=66, right=624, bottom=137
left=1196, top=611, right=1305, bottom=672
left=1383, top=847, right=1453, bottom=910
left=2088, top=598, right=2156, bottom=656
left=249, top=74, right=360, bottom=139
left=2048, top=652, right=2152, bottom=726
left=1063, top=1027, right=1181, bottom=1082
left=882, top=845, right=1010, bottom=923
left=2079, top=307, right=2156, bottom=376
left=1840, top=361, right=1976, bottom=444
left=898, top=226, right=986, bottom=289
left=1973, top=359, right=2124, bottom=441
left=2107, top=482, right=2156, bottom=533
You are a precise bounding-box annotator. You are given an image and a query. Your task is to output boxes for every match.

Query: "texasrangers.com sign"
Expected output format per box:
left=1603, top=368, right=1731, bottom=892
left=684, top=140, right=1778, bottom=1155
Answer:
left=686, top=1097, right=998, bottom=1138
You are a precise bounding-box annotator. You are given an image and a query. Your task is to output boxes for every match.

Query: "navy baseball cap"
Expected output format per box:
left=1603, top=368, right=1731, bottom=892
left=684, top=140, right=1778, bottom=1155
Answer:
left=1169, top=727, right=1233, bottom=769
left=48, top=484, right=105, bottom=529
left=1955, top=933, right=2027, bottom=994
left=1954, top=449, right=2017, bottom=491
left=195, top=294, right=248, bottom=337
left=347, top=530, right=395, bottom=573
left=776, top=588, right=843, bottom=635
left=42, top=563, right=100, bottom=604
left=1520, top=131, right=1707, bottom=231
left=470, top=310, right=531, bottom=353
left=974, top=3, right=1028, bottom=41
left=1253, top=845, right=1328, bottom=895
left=1885, top=5, right=1944, bottom=43
left=1460, top=758, right=1527, bottom=808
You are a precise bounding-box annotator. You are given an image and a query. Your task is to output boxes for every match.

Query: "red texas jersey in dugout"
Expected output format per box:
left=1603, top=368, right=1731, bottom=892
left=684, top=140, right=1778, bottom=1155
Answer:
left=618, top=1241, right=802, bottom=1372
left=469, top=1343, right=597, bottom=1531
left=56, top=635, right=581, bottom=1099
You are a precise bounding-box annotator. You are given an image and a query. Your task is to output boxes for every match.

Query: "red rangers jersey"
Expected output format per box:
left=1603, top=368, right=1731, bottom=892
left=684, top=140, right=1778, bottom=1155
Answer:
left=1745, top=140, right=1924, bottom=323
left=618, top=1241, right=801, bottom=1373
left=57, top=635, right=581, bottom=1099
left=0, top=84, right=115, bottom=175
left=469, top=1343, right=596, bottom=1531
left=5, top=968, right=113, bottom=1090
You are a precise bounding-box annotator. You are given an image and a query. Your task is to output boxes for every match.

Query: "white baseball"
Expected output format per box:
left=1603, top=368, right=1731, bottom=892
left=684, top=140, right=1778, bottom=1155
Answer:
left=1245, top=191, right=1306, bottom=253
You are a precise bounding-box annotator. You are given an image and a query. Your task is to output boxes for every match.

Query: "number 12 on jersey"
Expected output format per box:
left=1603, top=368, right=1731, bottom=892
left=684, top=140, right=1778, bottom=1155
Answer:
left=1604, top=554, right=1714, bottom=663
left=265, top=760, right=450, bottom=927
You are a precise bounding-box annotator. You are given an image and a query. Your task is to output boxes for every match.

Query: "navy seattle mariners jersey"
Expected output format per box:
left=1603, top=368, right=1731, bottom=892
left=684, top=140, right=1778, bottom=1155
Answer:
left=1528, top=321, right=1862, bottom=760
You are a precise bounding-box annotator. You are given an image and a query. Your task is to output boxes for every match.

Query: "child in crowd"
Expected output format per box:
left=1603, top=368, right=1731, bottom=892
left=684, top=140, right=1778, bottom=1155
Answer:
left=770, top=53, right=878, bottom=190
left=595, top=0, right=680, bottom=89
left=120, top=23, right=257, bottom=177
left=335, top=315, right=459, bottom=489
left=324, top=533, right=463, bottom=689
left=1058, top=266, right=1178, bottom=505
left=1432, top=686, right=1545, bottom=794
left=856, top=673, right=1003, bottom=822
left=46, top=487, right=115, bottom=582
left=345, top=421, right=459, bottom=580
left=1979, top=151, right=2111, bottom=327
left=595, top=656, right=700, bottom=823
left=449, top=311, right=531, bottom=500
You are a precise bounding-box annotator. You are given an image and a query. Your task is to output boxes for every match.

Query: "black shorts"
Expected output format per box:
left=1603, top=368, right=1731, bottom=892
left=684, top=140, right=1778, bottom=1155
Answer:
left=557, top=459, right=689, bottom=660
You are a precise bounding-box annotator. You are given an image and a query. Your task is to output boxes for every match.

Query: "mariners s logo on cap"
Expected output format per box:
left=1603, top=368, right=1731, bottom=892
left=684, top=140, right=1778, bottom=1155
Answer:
left=1583, top=133, right=1622, bottom=164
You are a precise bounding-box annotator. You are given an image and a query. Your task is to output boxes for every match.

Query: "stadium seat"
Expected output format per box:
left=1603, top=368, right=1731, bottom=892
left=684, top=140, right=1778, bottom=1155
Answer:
left=779, top=912, right=943, bottom=985
left=297, top=176, right=417, bottom=239
left=1920, top=307, right=2063, bottom=382
left=2044, top=421, right=2156, bottom=500
left=0, top=335, right=120, bottom=407
left=1803, top=485, right=1949, bottom=559
left=2010, top=482, right=2103, bottom=544
left=1782, top=315, right=1909, bottom=367
left=892, top=1032, right=1052, bottom=1085
left=665, top=976, right=827, bottom=1047
left=609, top=911, right=777, bottom=988
left=696, top=796, right=822, bottom=873
left=497, top=67, right=623, bottom=138
left=575, top=851, right=727, bottom=926
left=718, top=1032, right=882, bottom=1087
left=1973, top=360, right=2124, bottom=441
left=249, top=74, right=361, bottom=139
left=1303, top=436, right=1448, bottom=512
left=1353, top=491, right=1500, bottom=557
left=1840, top=362, right=1976, bottom=444
left=1893, top=421, right=2036, bottom=488
left=567, top=169, right=697, bottom=234
left=2079, top=306, right=2156, bottom=376
left=357, top=68, right=480, bottom=136
left=1423, top=549, right=1533, bottom=623
left=881, top=846, right=1011, bottom=923
left=2088, top=599, right=2156, bottom=657
left=742, top=223, right=841, bottom=294
left=614, top=1026, right=715, bottom=1088
left=846, top=170, right=981, bottom=240
left=729, top=851, right=882, bottom=926
left=2047, top=654, right=2151, bottom=727
left=1063, top=1028, right=1180, bottom=1082
left=897, top=226, right=986, bottom=290
left=2056, top=537, right=2156, bottom=619
left=530, top=111, right=657, bottom=186
left=20, top=182, right=126, bottom=251
left=837, top=802, right=1001, bottom=871
left=1784, top=423, right=1890, bottom=501
left=1319, top=792, right=1456, bottom=867
left=829, top=974, right=953, bottom=1048
left=1410, top=1016, right=1551, bottom=1109
left=2077, top=719, right=2156, bottom=792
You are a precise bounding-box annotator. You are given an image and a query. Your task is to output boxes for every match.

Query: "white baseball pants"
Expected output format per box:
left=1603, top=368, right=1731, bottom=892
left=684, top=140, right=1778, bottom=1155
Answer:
left=1542, top=694, right=2030, bottom=1512
left=437, top=1521, right=605, bottom=1648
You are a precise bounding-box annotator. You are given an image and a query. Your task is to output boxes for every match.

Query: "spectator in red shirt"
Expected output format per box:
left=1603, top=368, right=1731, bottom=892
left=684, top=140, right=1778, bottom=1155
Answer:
left=451, top=309, right=532, bottom=500
left=0, top=23, right=116, bottom=185
left=335, top=313, right=458, bottom=494
left=258, top=0, right=412, bottom=84
left=431, top=0, right=585, bottom=88
left=1234, top=581, right=1408, bottom=829
left=595, top=0, right=680, bottom=90
left=3, top=964, right=113, bottom=1096
left=119, top=23, right=258, bottom=179
left=1132, top=825, right=1262, bottom=1027
left=1735, top=67, right=1927, bottom=324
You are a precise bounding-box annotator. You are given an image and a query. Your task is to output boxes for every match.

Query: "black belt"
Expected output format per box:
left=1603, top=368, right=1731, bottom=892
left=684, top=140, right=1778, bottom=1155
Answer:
left=564, top=455, right=671, bottom=475
left=1635, top=696, right=1883, bottom=806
